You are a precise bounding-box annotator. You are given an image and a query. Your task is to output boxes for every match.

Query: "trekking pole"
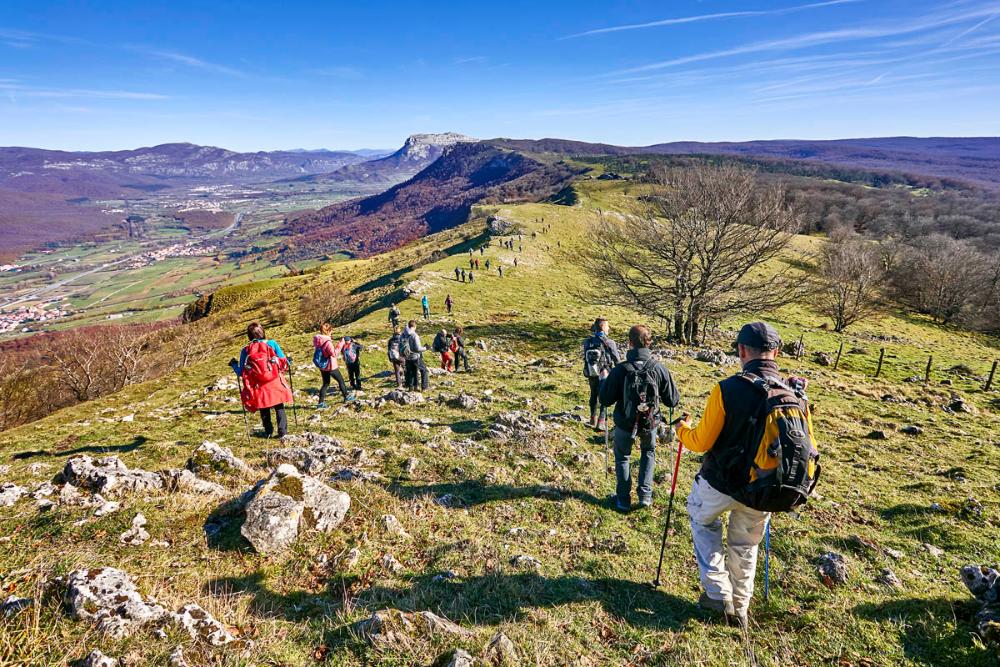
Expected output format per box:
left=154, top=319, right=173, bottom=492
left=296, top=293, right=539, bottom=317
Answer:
left=236, top=375, right=251, bottom=445
left=287, top=357, right=299, bottom=427
left=652, top=419, right=686, bottom=588
left=604, top=420, right=610, bottom=480
left=763, top=519, right=771, bottom=602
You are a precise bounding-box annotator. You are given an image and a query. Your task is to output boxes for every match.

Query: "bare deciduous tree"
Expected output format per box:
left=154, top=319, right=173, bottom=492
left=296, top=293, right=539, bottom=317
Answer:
left=817, top=234, right=885, bottom=332
left=577, top=163, right=807, bottom=344
left=889, top=234, right=990, bottom=324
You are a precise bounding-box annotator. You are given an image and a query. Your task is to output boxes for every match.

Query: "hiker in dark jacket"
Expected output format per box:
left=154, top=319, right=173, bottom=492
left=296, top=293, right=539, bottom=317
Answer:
left=387, top=326, right=405, bottom=388
left=675, top=322, right=816, bottom=626
left=455, top=267, right=461, bottom=282
left=600, top=325, right=680, bottom=512
left=342, top=336, right=363, bottom=391
left=453, top=325, right=471, bottom=372
left=583, top=317, right=622, bottom=432
left=445, top=294, right=454, bottom=314
left=388, top=304, right=401, bottom=329
left=402, top=320, right=429, bottom=391
left=468, top=271, right=474, bottom=284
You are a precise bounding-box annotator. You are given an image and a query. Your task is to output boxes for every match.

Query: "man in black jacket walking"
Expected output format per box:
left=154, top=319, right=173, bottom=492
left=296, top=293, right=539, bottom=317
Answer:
left=583, top=317, right=622, bottom=432
left=600, top=324, right=680, bottom=511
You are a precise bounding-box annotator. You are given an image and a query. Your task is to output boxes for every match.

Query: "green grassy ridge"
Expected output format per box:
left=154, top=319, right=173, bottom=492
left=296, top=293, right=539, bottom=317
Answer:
left=0, top=189, right=998, bottom=666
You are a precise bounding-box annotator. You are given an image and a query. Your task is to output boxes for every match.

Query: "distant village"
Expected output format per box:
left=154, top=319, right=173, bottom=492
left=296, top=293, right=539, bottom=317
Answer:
left=0, top=304, right=70, bottom=334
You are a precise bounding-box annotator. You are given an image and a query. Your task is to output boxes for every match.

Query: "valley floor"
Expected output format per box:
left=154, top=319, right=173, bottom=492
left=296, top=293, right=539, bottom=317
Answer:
left=1, top=191, right=998, bottom=666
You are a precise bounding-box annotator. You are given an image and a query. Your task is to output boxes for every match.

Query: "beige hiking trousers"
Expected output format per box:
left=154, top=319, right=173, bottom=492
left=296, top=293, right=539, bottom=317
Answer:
left=686, top=474, right=770, bottom=616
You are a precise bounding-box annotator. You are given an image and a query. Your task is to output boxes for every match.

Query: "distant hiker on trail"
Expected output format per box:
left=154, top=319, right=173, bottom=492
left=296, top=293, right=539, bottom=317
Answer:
left=475, top=258, right=480, bottom=270
left=433, top=328, right=454, bottom=372
left=445, top=294, right=454, bottom=314
left=342, top=335, right=362, bottom=391
left=479, top=246, right=484, bottom=255
left=387, top=326, right=405, bottom=388
left=389, top=304, right=401, bottom=329
left=312, top=322, right=353, bottom=408
left=583, top=317, right=622, bottom=432
left=599, top=325, right=680, bottom=512
left=485, top=259, right=491, bottom=270
left=402, top=320, right=429, bottom=391
left=231, top=322, right=292, bottom=437
left=675, top=322, right=819, bottom=627
left=455, top=267, right=461, bottom=282
left=461, top=269, right=466, bottom=283
left=421, top=294, right=430, bottom=319
left=453, top=325, right=471, bottom=372
left=469, top=258, right=475, bottom=270
left=513, top=257, right=518, bottom=268
left=498, top=265, right=503, bottom=278
left=468, top=272, right=475, bottom=284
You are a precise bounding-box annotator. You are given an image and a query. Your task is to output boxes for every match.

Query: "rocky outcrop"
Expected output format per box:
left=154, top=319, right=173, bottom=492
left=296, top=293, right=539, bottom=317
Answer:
left=265, top=433, right=346, bottom=474
left=240, top=464, right=351, bottom=554
left=0, top=482, right=27, bottom=507
left=353, top=609, right=469, bottom=647
left=817, top=552, right=848, bottom=586
left=60, top=456, right=164, bottom=497
left=960, top=565, right=1000, bottom=646
left=186, top=441, right=251, bottom=477
left=487, top=411, right=544, bottom=440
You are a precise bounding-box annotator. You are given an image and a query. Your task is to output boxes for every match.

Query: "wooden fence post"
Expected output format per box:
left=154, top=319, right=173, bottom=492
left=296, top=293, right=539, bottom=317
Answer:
left=797, top=334, right=805, bottom=359
left=833, top=341, right=844, bottom=370
left=924, top=355, right=933, bottom=383
left=875, top=348, right=885, bottom=378
left=986, top=360, right=998, bottom=392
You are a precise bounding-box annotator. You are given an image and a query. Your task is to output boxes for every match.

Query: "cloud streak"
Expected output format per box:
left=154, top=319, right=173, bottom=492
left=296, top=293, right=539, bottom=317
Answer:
left=0, top=83, right=169, bottom=100
left=564, top=0, right=864, bottom=39
left=140, top=48, right=246, bottom=77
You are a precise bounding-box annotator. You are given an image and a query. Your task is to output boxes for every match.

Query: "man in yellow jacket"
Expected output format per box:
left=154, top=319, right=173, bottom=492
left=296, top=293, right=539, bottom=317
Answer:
left=675, top=322, right=812, bottom=627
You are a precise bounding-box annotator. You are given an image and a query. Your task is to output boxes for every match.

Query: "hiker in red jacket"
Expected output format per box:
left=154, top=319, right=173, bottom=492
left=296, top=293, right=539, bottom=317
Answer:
left=230, top=322, right=293, bottom=438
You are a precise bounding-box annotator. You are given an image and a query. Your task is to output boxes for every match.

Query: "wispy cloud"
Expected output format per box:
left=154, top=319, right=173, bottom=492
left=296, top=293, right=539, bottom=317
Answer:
left=454, top=55, right=488, bottom=64
left=0, top=83, right=169, bottom=100
left=310, top=65, right=364, bottom=79
left=563, top=0, right=864, bottom=39
left=139, top=48, right=246, bottom=77
left=608, top=2, right=1000, bottom=75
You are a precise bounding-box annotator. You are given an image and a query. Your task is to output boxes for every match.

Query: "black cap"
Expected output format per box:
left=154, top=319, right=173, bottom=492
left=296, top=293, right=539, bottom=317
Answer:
left=736, top=322, right=782, bottom=351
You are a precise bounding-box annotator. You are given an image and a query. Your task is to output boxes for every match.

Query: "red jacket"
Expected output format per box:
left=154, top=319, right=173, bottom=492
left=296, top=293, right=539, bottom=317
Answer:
left=239, top=339, right=293, bottom=411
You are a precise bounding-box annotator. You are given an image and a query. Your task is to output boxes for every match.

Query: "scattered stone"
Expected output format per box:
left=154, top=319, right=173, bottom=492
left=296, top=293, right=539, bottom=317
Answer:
left=31, top=482, right=56, bottom=500
left=187, top=441, right=251, bottom=476
left=60, top=456, right=164, bottom=498
left=240, top=464, right=351, bottom=554
left=960, top=565, right=1000, bottom=646
left=488, top=411, right=544, bottom=440
left=120, top=513, right=150, bottom=546
left=695, top=349, right=738, bottom=365
left=922, top=543, right=945, bottom=558
left=340, top=547, right=361, bottom=568
left=948, top=398, right=977, bottom=414
left=168, top=646, right=190, bottom=667
left=885, top=548, right=904, bottom=560
left=487, top=214, right=516, bottom=235
left=174, top=603, right=236, bottom=645
left=27, top=462, right=49, bottom=475
left=329, top=467, right=383, bottom=483
left=448, top=392, right=480, bottom=410
left=899, top=425, right=923, bottom=436
left=817, top=552, right=848, bottom=585
left=865, top=430, right=889, bottom=440
left=476, top=340, right=488, bottom=351
left=380, top=553, right=404, bottom=573
left=382, top=389, right=425, bottom=406
left=783, top=340, right=805, bottom=357
left=432, top=570, right=458, bottom=583
left=403, top=457, right=419, bottom=474
left=266, top=434, right=346, bottom=475
left=162, top=469, right=227, bottom=496
left=510, top=554, right=541, bottom=571
left=814, top=352, right=833, bottom=366
left=84, top=649, right=119, bottom=667
left=353, top=609, right=469, bottom=647
left=848, top=347, right=868, bottom=355
left=0, top=483, right=27, bottom=507
left=484, top=631, right=518, bottom=666
left=0, top=595, right=32, bottom=617
left=380, top=514, right=411, bottom=538
left=0, top=464, right=8, bottom=475
left=435, top=493, right=463, bottom=508
left=876, top=568, right=903, bottom=589
left=433, top=648, right=475, bottom=667
left=960, top=497, right=985, bottom=523
left=93, top=497, right=120, bottom=517
left=60, top=567, right=170, bottom=638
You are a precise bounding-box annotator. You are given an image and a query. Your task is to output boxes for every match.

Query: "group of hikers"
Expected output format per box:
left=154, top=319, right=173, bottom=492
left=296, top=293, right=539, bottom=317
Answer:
left=583, top=318, right=820, bottom=626
left=228, top=281, right=819, bottom=629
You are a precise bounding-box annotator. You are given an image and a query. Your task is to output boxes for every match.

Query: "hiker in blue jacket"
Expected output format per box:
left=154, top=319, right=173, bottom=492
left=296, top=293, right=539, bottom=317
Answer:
left=421, top=294, right=430, bottom=319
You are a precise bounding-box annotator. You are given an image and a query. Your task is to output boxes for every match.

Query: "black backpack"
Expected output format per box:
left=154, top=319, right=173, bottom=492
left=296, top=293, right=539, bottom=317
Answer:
left=621, top=360, right=661, bottom=436
left=583, top=336, right=611, bottom=378
left=732, top=373, right=821, bottom=512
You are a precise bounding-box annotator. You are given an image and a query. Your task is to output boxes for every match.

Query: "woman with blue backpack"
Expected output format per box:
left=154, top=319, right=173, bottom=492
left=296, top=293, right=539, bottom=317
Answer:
left=230, top=322, right=293, bottom=437
left=313, top=322, right=354, bottom=408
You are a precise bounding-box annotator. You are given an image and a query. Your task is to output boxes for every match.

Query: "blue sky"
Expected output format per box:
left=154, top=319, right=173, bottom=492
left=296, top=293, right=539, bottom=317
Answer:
left=2, top=0, right=999, bottom=151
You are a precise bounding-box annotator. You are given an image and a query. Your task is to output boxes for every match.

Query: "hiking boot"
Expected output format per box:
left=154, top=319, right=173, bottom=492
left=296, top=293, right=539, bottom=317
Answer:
left=589, top=415, right=597, bottom=429
left=595, top=419, right=607, bottom=433
left=698, top=593, right=735, bottom=616
left=638, top=497, right=653, bottom=509
left=344, top=394, right=357, bottom=403
left=611, top=496, right=630, bottom=513
left=316, top=402, right=329, bottom=410
left=726, top=610, right=749, bottom=631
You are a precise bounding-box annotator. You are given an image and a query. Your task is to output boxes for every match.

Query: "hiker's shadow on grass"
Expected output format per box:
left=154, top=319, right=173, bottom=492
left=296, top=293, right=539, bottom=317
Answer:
left=203, top=571, right=360, bottom=621
left=385, top=479, right=607, bottom=510
left=853, top=597, right=989, bottom=666
left=11, top=435, right=148, bottom=461
left=203, top=497, right=254, bottom=553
